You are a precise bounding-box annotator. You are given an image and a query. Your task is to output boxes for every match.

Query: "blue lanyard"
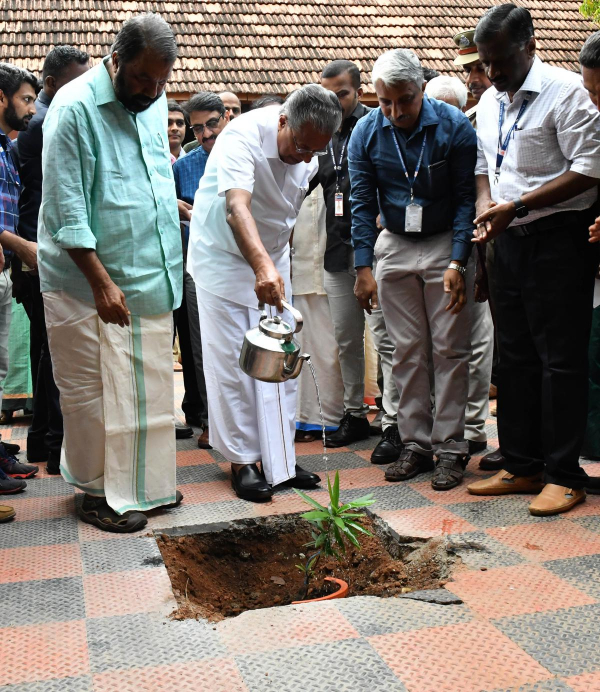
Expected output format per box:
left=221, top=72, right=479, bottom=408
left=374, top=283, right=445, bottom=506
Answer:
left=390, top=128, right=427, bottom=201
left=495, top=91, right=531, bottom=182
left=329, top=128, right=353, bottom=191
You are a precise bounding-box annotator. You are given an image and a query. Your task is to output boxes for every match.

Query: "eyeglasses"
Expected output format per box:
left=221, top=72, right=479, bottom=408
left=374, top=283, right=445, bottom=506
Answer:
left=290, top=128, right=328, bottom=157
left=191, top=116, right=223, bottom=135
left=168, top=118, right=185, bottom=128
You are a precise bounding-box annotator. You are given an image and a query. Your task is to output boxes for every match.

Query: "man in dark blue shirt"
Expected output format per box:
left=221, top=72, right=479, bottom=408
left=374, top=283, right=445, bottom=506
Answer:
left=17, top=46, right=89, bottom=474
left=349, top=48, right=476, bottom=491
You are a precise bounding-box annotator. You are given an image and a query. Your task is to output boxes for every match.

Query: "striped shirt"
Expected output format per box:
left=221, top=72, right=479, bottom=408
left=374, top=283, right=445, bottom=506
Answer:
left=0, top=129, right=20, bottom=240
left=476, top=57, right=600, bottom=226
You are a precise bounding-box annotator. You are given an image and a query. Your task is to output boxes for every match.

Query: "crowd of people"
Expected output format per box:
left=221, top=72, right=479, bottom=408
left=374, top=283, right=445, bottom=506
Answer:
left=0, top=3, right=599, bottom=531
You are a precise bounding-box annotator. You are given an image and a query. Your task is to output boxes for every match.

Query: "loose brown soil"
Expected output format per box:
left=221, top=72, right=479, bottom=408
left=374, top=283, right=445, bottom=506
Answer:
left=157, top=512, right=457, bottom=621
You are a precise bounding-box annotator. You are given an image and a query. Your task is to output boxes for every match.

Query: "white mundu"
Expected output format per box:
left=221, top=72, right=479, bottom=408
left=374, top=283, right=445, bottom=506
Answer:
left=188, top=106, right=318, bottom=485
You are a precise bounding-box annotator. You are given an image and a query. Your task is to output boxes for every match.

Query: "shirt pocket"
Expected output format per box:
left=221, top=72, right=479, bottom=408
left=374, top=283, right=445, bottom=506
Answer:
left=513, top=126, right=561, bottom=176
left=425, top=159, right=449, bottom=198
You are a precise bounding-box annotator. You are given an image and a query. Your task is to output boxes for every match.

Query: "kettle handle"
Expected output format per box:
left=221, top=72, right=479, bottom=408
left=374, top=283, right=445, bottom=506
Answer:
left=257, top=298, right=303, bottom=334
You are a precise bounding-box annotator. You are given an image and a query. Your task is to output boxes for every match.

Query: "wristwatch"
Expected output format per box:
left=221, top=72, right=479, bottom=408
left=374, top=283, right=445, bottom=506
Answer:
left=448, top=262, right=466, bottom=276
left=512, top=198, right=529, bottom=218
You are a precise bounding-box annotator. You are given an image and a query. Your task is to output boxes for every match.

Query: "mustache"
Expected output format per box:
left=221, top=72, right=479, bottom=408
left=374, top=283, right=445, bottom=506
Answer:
left=202, top=135, right=216, bottom=144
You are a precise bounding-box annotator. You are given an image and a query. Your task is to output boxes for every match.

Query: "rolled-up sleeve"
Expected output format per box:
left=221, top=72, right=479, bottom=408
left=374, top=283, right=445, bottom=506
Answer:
left=348, top=122, right=379, bottom=268
left=449, top=119, right=477, bottom=262
left=555, top=80, right=600, bottom=179
left=41, top=104, right=96, bottom=250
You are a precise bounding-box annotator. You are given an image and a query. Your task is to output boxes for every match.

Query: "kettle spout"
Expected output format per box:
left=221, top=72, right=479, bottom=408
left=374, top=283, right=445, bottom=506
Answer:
left=282, top=352, right=310, bottom=380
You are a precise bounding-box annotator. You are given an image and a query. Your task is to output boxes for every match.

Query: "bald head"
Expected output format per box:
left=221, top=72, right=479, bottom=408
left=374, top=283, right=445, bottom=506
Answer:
left=219, top=91, right=241, bottom=119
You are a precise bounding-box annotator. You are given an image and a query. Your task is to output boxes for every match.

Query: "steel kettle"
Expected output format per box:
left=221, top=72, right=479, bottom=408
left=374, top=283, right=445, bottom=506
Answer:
left=239, top=299, right=310, bottom=383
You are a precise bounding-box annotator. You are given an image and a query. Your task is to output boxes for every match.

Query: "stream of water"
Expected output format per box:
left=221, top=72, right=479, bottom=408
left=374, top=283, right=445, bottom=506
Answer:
left=306, top=358, right=329, bottom=473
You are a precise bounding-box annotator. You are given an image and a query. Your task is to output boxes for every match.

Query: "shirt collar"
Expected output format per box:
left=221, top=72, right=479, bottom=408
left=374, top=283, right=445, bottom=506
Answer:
left=38, top=90, right=52, bottom=107
left=94, top=56, right=119, bottom=107
left=263, top=108, right=281, bottom=159
left=494, top=56, right=543, bottom=102
left=381, top=94, right=439, bottom=134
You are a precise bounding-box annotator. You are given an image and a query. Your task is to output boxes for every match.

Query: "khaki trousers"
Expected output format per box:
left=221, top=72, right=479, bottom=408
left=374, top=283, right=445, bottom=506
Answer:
left=375, top=230, right=471, bottom=457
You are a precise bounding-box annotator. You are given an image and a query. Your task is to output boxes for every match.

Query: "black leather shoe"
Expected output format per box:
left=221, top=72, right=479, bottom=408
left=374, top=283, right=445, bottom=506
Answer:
left=468, top=439, right=488, bottom=455
left=79, top=494, right=147, bottom=533
left=184, top=413, right=203, bottom=428
left=231, top=463, right=272, bottom=502
left=431, top=453, right=468, bottom=491
left=325, top=412, right=370, bottom=448
left=163, top=490, right=183, bottom=508
left=479, top=448, right=505, bottom=471
left=371, top=426, right=403, bottom=465
left=283, top=464, right=321, bottom=489
left=385, top=449, right=434, bottom=482
left=175, top=421, right=194, bottom=439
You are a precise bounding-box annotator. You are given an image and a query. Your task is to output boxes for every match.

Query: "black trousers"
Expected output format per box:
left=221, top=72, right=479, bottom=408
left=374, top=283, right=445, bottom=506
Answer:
left=173, top=270, right=208, bottom=426
left=493, top=215, right=599, bottom=488
left=21, top=274, right=63, bottom=462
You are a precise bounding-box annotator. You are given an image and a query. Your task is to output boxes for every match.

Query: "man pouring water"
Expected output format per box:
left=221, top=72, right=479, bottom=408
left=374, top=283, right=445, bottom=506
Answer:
left=187, top=85, right=342, bottom=502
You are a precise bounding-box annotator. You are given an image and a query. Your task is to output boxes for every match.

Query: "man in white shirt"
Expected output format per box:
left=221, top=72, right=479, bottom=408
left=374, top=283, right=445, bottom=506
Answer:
left=467, top=4, right=600, bottom=516
left=188, top=85, right=342, bottom=502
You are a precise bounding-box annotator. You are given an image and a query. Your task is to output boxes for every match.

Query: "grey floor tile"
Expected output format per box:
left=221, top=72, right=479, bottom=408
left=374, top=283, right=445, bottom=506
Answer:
left=335, top=594, right=472, bottom=637
left=236, top=638, right=407, bottom=692
left=176, top=464, right=228, bottom=485
left=86, top=612, right=224, bottom=672
left=448, top=497, right=558, bottom=529
left=80, top=536, right=162, bottom=574
left=544, top=554, right=600, bottom=599
left=3, top=677, right=93, bottom=692
left=0, top=516, right=78, bottom=549
left=0, top=576, right=84, bottom=627
left=15, top=476, right=74, bottom=498
left=447, top=531, right=527, bottom=569
left=493, top=603, right=600, bottom=677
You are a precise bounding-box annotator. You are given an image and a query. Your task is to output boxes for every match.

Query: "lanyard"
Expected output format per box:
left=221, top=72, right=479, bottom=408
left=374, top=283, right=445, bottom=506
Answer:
left=495, top=91, right=531, bottom=182
left=329, top=127, right=353, bottom=191
left=390, top=129, right=427, bottom=201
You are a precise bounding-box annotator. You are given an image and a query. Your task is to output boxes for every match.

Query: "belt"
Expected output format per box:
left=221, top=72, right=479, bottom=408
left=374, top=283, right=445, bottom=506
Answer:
left=507, top=209, right=591, bottom=238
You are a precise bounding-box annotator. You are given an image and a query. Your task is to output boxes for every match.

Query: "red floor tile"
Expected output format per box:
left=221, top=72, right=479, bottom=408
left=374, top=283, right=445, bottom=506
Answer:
left=446, top=563, right=595, bottom=619
left=0, top=620, right=89, bottom=685
left=252, top=489, right=331, bottom=516
left=568, top=671, right=600, bottom=691
left=0, top=543, right=82, bottom=584
left=487, top=519, right=600, bottom=563
left=176, top=449, right=215, bottom=467
left=295, top=440, right=350, bottom=456
left=93, top=659, right=248, bottom=692
left=7, top=495, right=75, bottom=522
left=411, top=480, right=490, bottom=505
left=369, top=620, right=551, bottom=692
left=378, top=506, right=478, bottom=538
left=217, top=602, right=359, bottom=654
left=336, top=466, right=391, bottom=490
left=173, top=480, right=239, bottom=505
left=84, top=568, right=176, bottom=618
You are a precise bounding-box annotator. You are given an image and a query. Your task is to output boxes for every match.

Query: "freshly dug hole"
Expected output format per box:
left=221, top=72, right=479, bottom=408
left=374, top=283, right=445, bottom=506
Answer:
left=157, top=512, right=457, bottom=621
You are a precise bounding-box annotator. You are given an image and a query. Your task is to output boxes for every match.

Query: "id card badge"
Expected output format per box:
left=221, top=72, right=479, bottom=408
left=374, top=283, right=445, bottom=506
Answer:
left=405, top=202, right=423, bottom=233
left=334, top=192, right=344, bottom=216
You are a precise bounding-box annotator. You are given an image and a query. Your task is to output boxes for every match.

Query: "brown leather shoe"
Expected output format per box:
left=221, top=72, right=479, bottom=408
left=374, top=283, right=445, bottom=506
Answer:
left=489, top=383, right=497, bottom=399
left=529, top=484, right=586, bottom=516
left=197, top=426, right=212, bottom=449
left=0, top=504, right=15, bottom=522
left=479, top=449, right=505, bottom=471
left=468, top=470, right=544, bottom=496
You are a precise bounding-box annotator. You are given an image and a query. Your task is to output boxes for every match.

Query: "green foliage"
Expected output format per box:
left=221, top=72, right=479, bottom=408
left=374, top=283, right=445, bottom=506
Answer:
left=581, top=0, right=600, bottom=24
left=293, top=471, right=375, bottom=597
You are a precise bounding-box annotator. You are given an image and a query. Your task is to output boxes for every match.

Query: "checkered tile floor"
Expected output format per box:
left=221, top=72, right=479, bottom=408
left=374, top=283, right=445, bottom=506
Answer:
left=2, top=374, right=600, bottom=691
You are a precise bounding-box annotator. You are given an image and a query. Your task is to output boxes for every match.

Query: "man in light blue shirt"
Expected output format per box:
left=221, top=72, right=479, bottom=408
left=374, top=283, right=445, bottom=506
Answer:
left=39, top=14, right=183, bottom=533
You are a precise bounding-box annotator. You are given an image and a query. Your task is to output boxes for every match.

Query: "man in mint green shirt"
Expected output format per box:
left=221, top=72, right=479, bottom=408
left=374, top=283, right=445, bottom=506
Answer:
left=38, top=13, right=184, bottom=533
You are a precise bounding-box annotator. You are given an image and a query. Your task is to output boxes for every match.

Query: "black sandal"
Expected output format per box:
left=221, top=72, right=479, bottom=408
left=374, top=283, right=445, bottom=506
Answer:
left=79, top=494, right=148, bottom=533
left=431, top=453, right=469, bottom=491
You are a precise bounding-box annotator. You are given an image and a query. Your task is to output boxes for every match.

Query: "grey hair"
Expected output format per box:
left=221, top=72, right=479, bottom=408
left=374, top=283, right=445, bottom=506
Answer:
left=111, top=12, right=177, bottom=65
left=425, top=76, right=468, bottom=109
left=371, top=49, right=424, bottom=89
left=281, top=84, right=342, bottom=135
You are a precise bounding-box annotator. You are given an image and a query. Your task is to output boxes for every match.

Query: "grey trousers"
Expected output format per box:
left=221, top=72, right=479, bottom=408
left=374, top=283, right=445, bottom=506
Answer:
left=324, top=262, right=399, bottom=427
left=376, top=230, right=471, bottom=457
left=466, top=291, right=494, bottom=443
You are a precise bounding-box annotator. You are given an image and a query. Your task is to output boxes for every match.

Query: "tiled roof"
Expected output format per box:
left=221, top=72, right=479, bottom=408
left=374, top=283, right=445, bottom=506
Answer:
left=1, top=1, right=597, bottom=96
